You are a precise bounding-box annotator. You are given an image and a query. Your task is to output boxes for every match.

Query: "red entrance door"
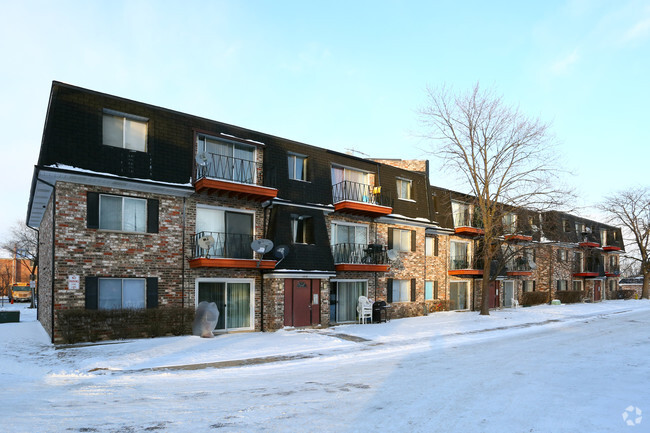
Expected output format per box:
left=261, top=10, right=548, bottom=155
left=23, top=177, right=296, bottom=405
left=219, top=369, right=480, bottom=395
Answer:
left=594, top=281, right=601, bottom=301
left=488, top=281, right=499, bottom=309
left=284, top=279, right=320, bottom=327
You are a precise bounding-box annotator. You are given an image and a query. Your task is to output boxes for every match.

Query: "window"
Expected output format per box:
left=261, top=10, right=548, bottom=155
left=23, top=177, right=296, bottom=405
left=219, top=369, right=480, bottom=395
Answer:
left=563, top=220, right=571, bottom=232
left=98, top=278, right=146, bottom=310
left=196, top=279, right=254, bottom=331
left=391, top=279, right=413, bottom=303
left=331, top=281, right=367, bottom=323
left=449, top=281, right=469, bottom=310
left=609, top=279, right=617, bottom=291
left=557, top=249, right=567, bottom=262
left=396, top=178, right=412, bottom=200
left=291, top=215, right=314, bottom=244
left=557, top=280, right=568, bottom=291
left=197, top=134, right=256, bottom=183
left=450, top=241, right=469, bottom=270
left=331, top=166, right=376, bottom=203
left=523, top=280, right=536, bottom=292
left=503, top=213, right=517, bottom=234
left=196, top=206, right=254, bottom=259
left=600, top=229, right=607, bottom=246
left=390, top=228, right=413, bottom=252
left=425, top=237, right=438, bottom=257
left=425, top=281, right=434, bottom=300
left=103, top=110, right=147, bottom=152
left=452, top=201, right=472, bottom=227
left=288, top=154, right=307, bottom=181
left=99, top=195, right=147, bottom=232
left=574, top=252, right=583, bottom=272
left=331, top=222, right=369, bottom=263
left=572, top=280, right=583, bottom=291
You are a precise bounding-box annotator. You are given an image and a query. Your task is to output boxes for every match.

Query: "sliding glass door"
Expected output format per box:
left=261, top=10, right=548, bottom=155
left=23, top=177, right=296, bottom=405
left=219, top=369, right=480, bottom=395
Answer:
left=196, top=279, right=254, bottom=331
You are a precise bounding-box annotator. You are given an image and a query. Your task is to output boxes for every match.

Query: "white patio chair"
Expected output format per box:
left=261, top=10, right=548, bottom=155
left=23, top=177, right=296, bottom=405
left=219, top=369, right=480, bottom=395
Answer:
left=357, top=296, right=373, bottom=324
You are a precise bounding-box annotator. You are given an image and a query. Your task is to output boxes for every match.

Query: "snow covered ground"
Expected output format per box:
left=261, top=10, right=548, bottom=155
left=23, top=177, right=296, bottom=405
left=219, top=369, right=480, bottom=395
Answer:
left=1, top=299, right=649, bottom=432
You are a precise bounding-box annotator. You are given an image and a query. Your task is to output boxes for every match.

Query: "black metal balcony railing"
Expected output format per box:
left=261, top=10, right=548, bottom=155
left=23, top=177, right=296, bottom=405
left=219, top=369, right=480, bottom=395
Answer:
left=192, top=231, right=253, bottom=260
left=196, top=153, right=261, bottom=185
left=574, top=261, right=604, bottom=275
left=453, top=211, right=484, bottom=229
left=606, top=264, right=620, bottom=275
left=331, top=181, right=392, bottom=207
left=332, top=243, right=388, bottom=265
left=507, top=256, right=533, bottom=272
left=450, top=254, right=483, bottom=270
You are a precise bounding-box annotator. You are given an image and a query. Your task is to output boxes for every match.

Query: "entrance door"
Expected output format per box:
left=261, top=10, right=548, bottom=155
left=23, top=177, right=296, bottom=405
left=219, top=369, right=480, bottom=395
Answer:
left=503, top=281, right=515, bottom=308
left=488, top=281, right=499, bottom=309
left=594, top=280, right=601, bottom=301
left=284, top=279, right=320, bottom=327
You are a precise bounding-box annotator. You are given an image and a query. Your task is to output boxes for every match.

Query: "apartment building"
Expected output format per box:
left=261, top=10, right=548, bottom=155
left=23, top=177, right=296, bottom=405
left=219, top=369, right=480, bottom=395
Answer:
left=26, top=82, right=624, bottom=343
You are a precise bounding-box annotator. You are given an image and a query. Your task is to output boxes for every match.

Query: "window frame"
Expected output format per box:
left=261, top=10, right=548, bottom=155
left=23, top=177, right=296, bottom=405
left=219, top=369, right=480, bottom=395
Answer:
left=425, top=236, right=438, bottom=257
left=391, top=228, right=412, bottom=252
left=392, top=279, right=412, bottom=303
left=99, top=194, right=148, bottom=233
left=572, top=280, right=583, bottom=291
left=396, top=177, right=413, bottom=201
left=291, top=214, right=315, bottom=244
left=98, top=278, right=146, bottom=310
left=330, top=221, right=369, bottom=246
left=288, top=153, right=308, bottom=181
left=102, top=109, right=148, bottom=152
left=195, top=278, right=255, bottom=331
left=557, top=280, right=568, bottom=291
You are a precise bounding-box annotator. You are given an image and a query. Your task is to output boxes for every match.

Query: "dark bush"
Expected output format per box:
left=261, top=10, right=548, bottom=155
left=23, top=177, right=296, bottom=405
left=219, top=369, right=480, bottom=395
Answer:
left=614, top=290, right=637, bottom=300
left=554, top=290, right=584, bottom=304
left=57, top=306, right=195, bottom=344
left=521, top=291, right=549, bottom=306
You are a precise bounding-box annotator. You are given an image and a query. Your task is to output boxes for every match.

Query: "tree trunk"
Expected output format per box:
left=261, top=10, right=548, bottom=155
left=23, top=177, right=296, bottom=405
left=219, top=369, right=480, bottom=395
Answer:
left=480, top=264, right=491, bottom=315
left=643, top=272, right=650, bottom=300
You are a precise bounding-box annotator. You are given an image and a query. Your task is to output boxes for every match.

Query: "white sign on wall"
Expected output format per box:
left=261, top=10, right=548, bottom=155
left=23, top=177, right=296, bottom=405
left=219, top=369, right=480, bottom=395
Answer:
left=68, top=274, right=80, bottom=290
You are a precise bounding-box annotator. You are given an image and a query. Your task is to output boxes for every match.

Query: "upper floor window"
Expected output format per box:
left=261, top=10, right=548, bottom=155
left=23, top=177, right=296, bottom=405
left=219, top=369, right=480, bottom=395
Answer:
left=396, top=178, right=412, bottom=200
left=391, top=279, right=413, bottom=303
left=425, top=236, right=438, bottom=257
left=503, top=213, right=517, bottom=234
left=563, top=219, right=571, bottom=232
left=451, top=201, right=474, bottom=227
left=331, top=222, right=367, bottom=245
left=197, top=134, right=256, bottom=184
left=288, top=153, right=307, bottom=181
left=600, top=229, right=607, bottom=246
left=103, top=109, right=147, bottom=152
left=100, top=195, right=147, bottom=232
left=291, top=215, right=314, bottom=244
left=389, top=228, right=414, bottom=252
left=195, top=206, right=253, bottom=259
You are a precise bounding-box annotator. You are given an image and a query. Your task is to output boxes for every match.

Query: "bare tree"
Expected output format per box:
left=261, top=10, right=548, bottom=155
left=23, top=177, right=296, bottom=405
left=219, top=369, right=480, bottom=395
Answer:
left=599, top=187, right=649, bottom=299
left=420, top=83, right=568, bottom=315
left=0, top=261, right=12, bottom=305
left=1, top=221, right=38, bottom=282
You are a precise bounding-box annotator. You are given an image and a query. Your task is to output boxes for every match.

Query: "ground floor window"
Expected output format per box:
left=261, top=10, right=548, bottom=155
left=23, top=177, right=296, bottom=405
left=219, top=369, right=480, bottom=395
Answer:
left=449, top=281, right=469, bottom=310
left=523, top=280, right=535, bottom=292
left=99, top=278, right=145, bottom=310
left=392, top=279, right=411, bottom=302
left=503, top=281, right=516, bottom=307
left=572, top=280, right=583, bottom=291
left=609, top=279, right=617, bottom=291
left=331, top=280, right=367, bottom=323
left=196, top=279, right=254, bottom=331
left=557, top=280, right=568, bottom=291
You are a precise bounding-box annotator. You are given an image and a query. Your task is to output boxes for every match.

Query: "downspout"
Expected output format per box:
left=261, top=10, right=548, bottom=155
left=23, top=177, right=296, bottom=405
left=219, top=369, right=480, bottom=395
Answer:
left=38, top=177, right=56, bottom=344
left=260, top=199, right=273, bottom=332
left=27, top=226, right=39, bottom=312
left=181, top=197, right=186, bottom=310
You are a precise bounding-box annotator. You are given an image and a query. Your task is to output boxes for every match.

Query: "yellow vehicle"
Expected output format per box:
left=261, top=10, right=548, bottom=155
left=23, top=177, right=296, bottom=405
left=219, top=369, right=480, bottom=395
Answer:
left=9, top=284, right=32, bottom=302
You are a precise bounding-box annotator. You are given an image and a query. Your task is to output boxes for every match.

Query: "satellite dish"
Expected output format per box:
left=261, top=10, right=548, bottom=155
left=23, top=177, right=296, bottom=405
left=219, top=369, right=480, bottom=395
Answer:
left=251, top=239, right=274, bottom=254
left=274, top=245, right=289, bottom=260
left=195, top=152, right=209, bottom=166
left=197, top=234, right=215, bottom=250
left=387, top=249, right=398, bottom=261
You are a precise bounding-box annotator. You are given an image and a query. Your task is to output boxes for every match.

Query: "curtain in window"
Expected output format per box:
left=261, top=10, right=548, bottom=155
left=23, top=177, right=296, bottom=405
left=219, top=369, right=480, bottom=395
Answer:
left=100, top=195, right=122, bottom=230
left=123, top=279, right=146, bottom=309
left=123, top=198, right=146, bottom=232
left=337, top=281, right=366, bottom=322
left=450, top=282, right=467, bottom=310
left=233, top=144, right=255, bottom=183
left=124, top=119, right=147, bottom=151
left=99, top=279, right=122, bottom=310
left=227, top=283, right=251, bottom=329
left=103, top=115, right=124, bottom=148
left=198, top=282, right=226, bottom=330
left=331, top=166, right=344, bottom=185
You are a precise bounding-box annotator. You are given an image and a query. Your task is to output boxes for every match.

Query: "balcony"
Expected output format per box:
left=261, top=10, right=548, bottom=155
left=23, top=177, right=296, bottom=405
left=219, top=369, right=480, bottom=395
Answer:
left=188, top=231, right=277, bottom=269
left=448, top=254, right=483, bottom=277
left=573, top=260, right=604, bottom=278
left=605, top=265, right=620, bottom=277
left=453, top=211, right=484, bottom=237
left=603, top=233, right=622, bottom=251
left=194, top=153, right=278, bottom=201
left=506, top=256, right=533, bottom=276
left=332, top=243, right=389, bottom=272
left=504, top=234, right=533, bottom=242
left=332, top=181, right=392, bottom=217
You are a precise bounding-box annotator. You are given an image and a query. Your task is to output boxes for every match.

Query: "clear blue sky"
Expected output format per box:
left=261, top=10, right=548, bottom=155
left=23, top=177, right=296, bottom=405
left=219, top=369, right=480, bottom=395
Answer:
left=1, top=0, right=648, bottom=241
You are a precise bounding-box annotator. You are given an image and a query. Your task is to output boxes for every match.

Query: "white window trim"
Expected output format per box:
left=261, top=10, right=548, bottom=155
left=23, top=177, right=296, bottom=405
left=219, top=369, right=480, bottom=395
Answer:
left=98, top=194, right=148, bottom=233
left=392, top=228, right=412, bottom=252
left=194, top=278, right=255, bottom=332
left=449, top=280, right=470, bottom=310
left=392, top=279, right=411, bottom=303
left=102, top=109, right=148, bottom=152
left=288, top=152, right=309, bottom=182
left=396, top=177, right=413, bottom=201
left=572, top=280, right=583, bottom=291
left=331, top=220, right=369, bottom=245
